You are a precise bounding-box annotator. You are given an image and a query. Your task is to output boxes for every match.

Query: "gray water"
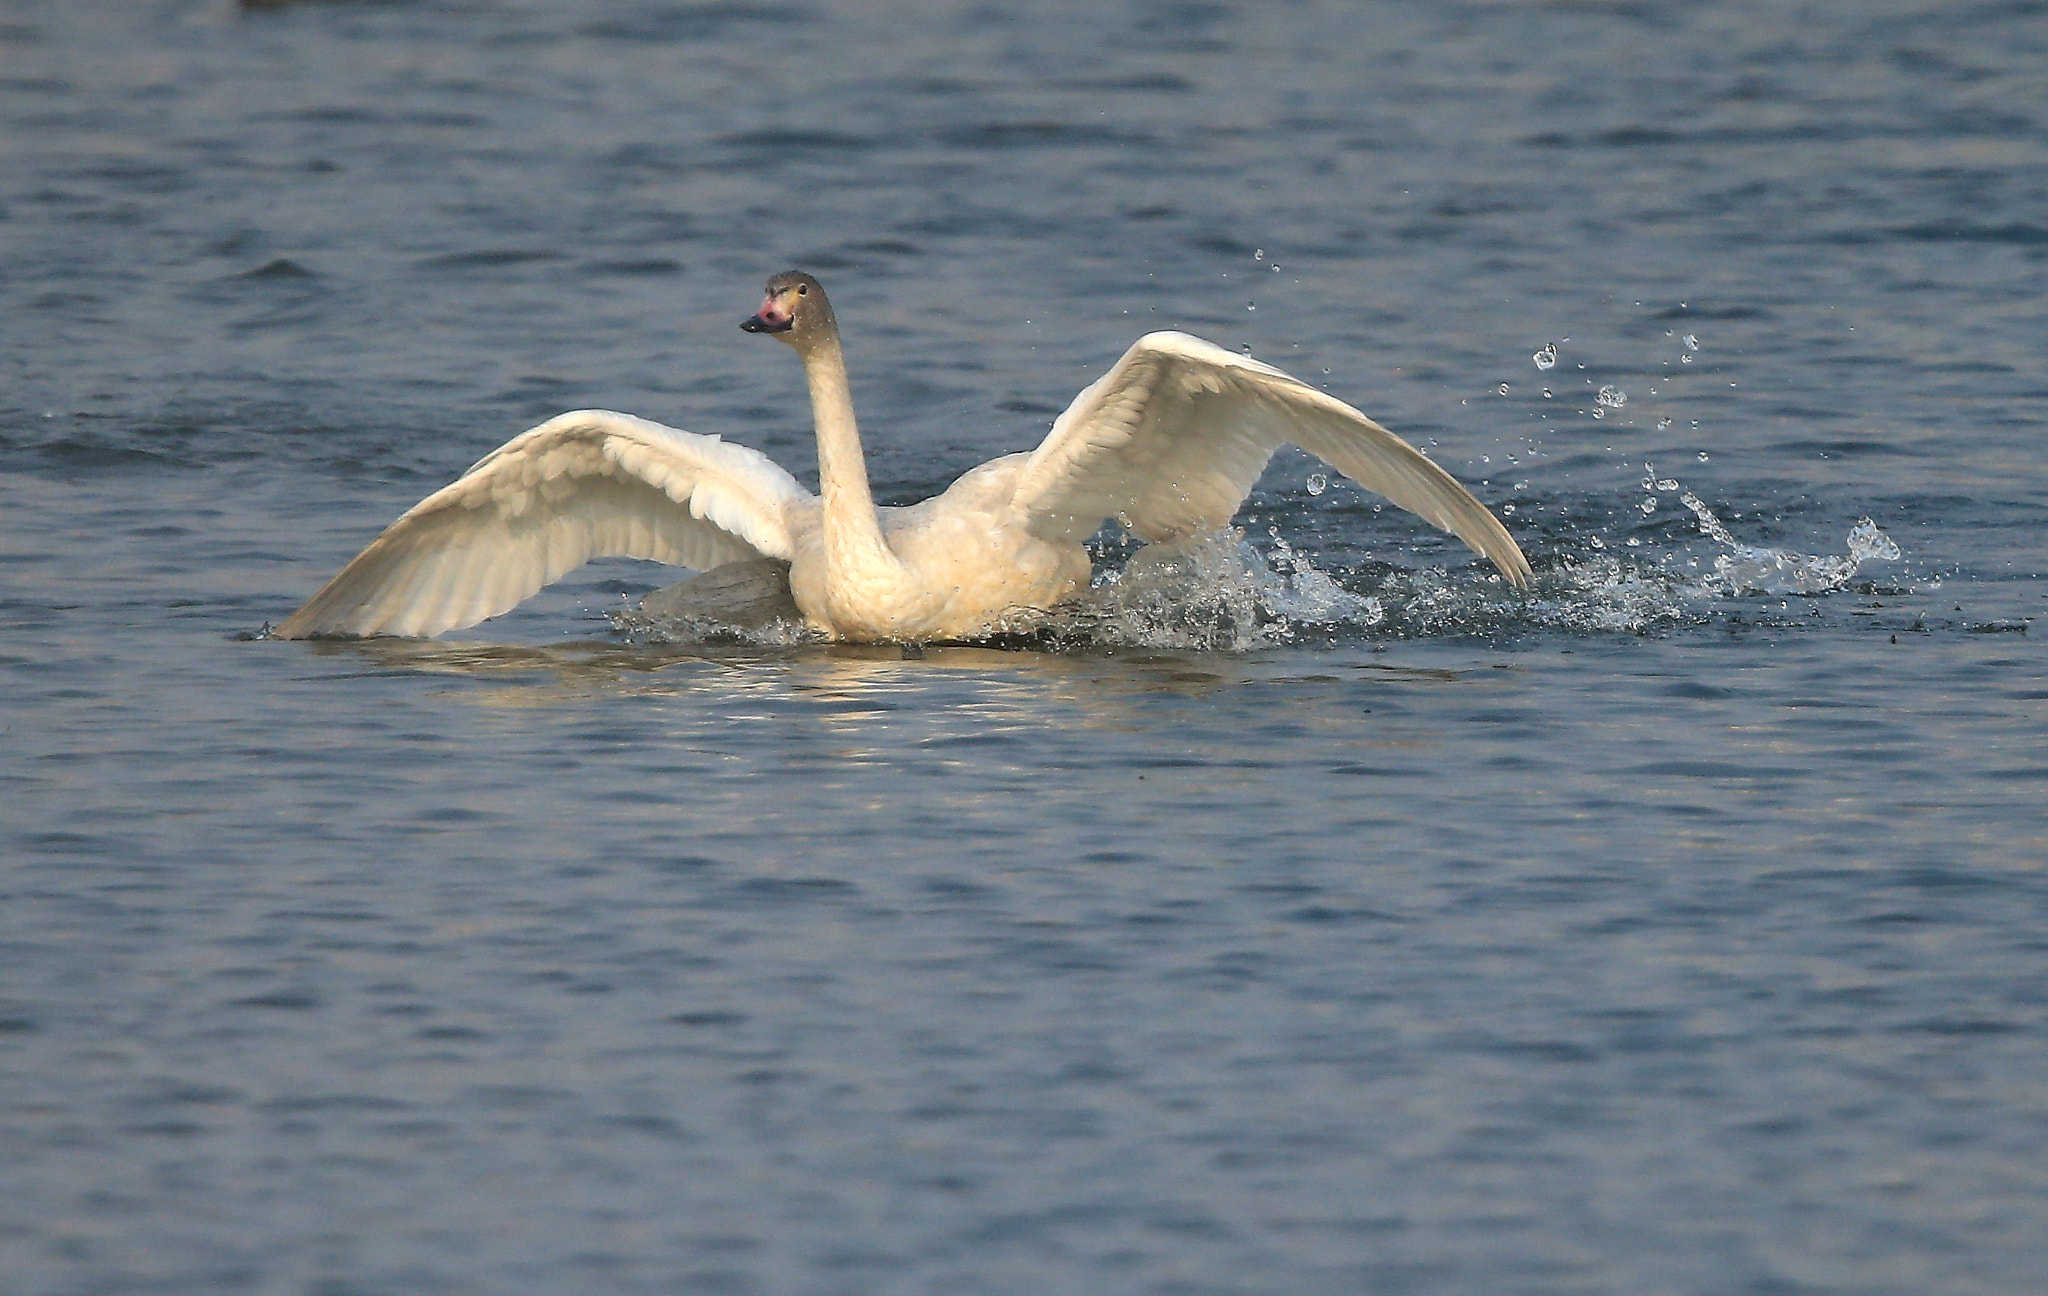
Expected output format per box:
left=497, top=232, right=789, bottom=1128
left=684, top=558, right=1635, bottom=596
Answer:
left=4, top=2, right=2047, bottom=1293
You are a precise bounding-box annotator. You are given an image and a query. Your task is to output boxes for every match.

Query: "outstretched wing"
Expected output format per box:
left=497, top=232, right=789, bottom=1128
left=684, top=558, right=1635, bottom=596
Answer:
left=1007, top=332, right=1532, bottom=586
left=277, top=410, right=810, bottom=638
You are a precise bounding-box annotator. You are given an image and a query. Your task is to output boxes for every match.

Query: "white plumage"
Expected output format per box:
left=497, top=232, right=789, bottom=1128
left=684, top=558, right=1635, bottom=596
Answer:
left=278, top=412, right=803, bottom=639
left=278, top=273, right=1531, bottom=642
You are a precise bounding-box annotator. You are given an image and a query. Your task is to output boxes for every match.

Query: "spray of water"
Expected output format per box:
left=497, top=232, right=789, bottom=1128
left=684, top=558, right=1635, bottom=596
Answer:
left=1677, top=492, right=1901, bottom=595
left=617, top=479, right=1903, bottom=649
left=1045, top=529, right=1382, bottom=651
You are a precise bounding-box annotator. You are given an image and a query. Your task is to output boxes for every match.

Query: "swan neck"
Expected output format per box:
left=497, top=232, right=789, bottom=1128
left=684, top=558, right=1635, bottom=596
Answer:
left=800, top=332, right=894, bottom=567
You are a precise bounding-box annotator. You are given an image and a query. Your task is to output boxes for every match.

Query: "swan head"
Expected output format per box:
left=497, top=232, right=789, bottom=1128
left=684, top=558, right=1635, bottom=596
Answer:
left=741, top=271, right=835, bottom=348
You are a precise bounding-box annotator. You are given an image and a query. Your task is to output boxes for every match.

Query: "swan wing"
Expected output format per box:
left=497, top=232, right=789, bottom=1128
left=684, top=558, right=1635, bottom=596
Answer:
left=1009, top=331, right=1532, bottom=586
left=277, top=410, right=809, bottom=638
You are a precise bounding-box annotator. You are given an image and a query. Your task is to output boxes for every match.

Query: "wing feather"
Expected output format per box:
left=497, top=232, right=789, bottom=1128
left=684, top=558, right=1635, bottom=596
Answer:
left=1010, top=332, right=1532, bottom=586
left=278, top=410, right=810, bottom=638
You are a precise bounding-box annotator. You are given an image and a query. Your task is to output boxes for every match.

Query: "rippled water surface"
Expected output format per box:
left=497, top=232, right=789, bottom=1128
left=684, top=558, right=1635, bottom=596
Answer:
left=4, top=2, right=2046, bottom=1293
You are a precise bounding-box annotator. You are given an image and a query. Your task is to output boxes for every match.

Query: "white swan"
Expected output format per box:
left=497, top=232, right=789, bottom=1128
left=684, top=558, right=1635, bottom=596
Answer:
left=277, top=272, right=1532, bottom=642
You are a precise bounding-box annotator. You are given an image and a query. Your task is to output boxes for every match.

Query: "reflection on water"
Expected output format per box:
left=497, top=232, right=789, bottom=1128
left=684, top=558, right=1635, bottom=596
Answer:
left=301, top=631, right=1503, bottom=741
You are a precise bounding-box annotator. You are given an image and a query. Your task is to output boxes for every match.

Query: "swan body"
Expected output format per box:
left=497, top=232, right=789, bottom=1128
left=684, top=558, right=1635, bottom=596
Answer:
left=277, top=272, right=1531, bottom=642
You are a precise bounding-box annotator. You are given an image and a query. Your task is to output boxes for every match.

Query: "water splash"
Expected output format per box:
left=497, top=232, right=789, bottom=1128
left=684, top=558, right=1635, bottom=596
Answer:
left=1053, top=530, right=1381, bottom=651
left=1679, top=492, right=1901, bottom=595
left=1426, top=555, right=1688, bottom=635
left=1477, top=499, right=1901, bottom=635
left=615, top=483, right=1904, bottom=651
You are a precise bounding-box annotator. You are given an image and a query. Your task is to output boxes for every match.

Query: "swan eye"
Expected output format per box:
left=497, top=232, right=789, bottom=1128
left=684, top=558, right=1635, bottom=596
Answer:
left=796, top=285, right=808, bottom=296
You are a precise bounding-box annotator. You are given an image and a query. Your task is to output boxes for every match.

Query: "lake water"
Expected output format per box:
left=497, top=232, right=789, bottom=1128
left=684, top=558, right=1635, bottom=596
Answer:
left=3, top=2, right=2046, bottom=1293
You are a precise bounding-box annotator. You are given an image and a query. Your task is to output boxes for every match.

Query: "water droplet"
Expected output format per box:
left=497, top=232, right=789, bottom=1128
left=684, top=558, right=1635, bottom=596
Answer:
left=1247, top=301, right=1256, bottom=311
left=1254, top=248, right=1265, bottom=261
left=1596, top=385, right=1627, bottom=408
left=1497, top=382, right=1510, bottom=396
left=1240, top=343, right=1253, bottom=356
left=1627, top=536, right=1641, bottom=547
left=1657, top=478, right=1679, bottom=491
left=1657, top=417, right=1672, bottom=431
left=1305, top=472, right=1328, bottom=496
left=1679, top=354, right=1693, bottom=364
left=1591, top=407, right=1605, bottom=419
left=1847, top=517, right=1902, bottom=563
left=1697, top=451, right=1709, bottom=461
left=1682, top=333, right=1700, bottom=350
left=1590, top=535, right=1607, bottom=549
left=1502, top=503, right=1516, bottom=515
left=1533, top=343, right=1558, bottom=370
left=1542, top=387, right=1553, bottom=399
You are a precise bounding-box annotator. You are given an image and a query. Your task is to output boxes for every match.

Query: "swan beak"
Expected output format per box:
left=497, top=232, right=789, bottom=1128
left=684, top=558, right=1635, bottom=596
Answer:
left=741, top=295, right=794, bottom=334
